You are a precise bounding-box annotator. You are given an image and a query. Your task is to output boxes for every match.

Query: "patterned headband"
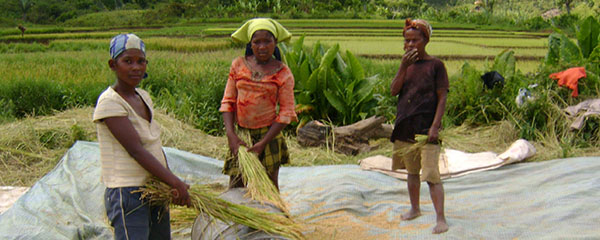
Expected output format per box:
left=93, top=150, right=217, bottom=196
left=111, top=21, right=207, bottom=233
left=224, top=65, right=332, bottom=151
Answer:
left=109, top=33, right=145, bottom=59
left=403, top=18, right=433, bottom=41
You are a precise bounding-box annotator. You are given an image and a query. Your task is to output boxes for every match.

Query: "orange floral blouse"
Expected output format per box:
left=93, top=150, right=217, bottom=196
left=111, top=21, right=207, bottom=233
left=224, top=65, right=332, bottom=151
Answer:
left=219, top=57, right=297, bottom=129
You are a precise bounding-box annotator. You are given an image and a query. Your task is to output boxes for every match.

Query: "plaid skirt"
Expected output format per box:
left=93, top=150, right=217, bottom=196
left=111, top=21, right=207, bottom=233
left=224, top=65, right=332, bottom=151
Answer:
left=222, top=126, right=290, bottom=176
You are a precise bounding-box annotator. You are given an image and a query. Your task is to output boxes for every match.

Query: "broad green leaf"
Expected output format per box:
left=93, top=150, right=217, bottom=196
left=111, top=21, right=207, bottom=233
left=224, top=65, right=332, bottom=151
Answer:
left=560, top=34, right=583, bottom=64
left=318, top=44, right=325, bottom=56
left=324, top=90, right=347, bottom=115
left=307, top=69, right=319, bottom=93
left=346, top=50, right=365, bottom=81
left=293, top=35, right=305, bottom=53
left=285, top=53, right=298, bottom=76
left=577, top=16, right=600, bottom=58
left=545, top=33, right=561, bottom=65
left=279, top=43, right=289, bottom=55
left=354, top=77, right=377, bottom=105
left=345, top=81, right=356, bottom=103
left=492, top=49, right=515, bottom=80
left=312, top=41, right=322, bottom=62
left=335, top=53, right=350, bottom=80
left=306, top=52, right=318, bottom=71
left=295, top=91, right=312, bottom=105
left=297, top=51, right=305, bottom=66
left=319, top=44, right=340, bottom=69
left=317, top=68, right=328, bottom=98
left=327, top=68, right=341, bottom=92
left=297, top=60, right=310, bottom=89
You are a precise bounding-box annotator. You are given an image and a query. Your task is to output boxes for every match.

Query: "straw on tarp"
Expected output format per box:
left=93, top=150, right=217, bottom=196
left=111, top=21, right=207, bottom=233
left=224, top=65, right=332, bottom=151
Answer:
left=138, top=179, right=305, bottom=240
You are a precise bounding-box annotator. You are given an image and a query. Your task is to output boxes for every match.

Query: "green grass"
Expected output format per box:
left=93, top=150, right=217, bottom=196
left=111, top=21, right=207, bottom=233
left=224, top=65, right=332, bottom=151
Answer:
left=0, top=32, right=122, bottom=42
left=0, top=48, right=241, bottom=132
left=276, top=19, right=532, bottom=31
left=301, top=36, right=547, bottom=57
left=435, top=37, right=548, bottom=48
left=202, top=27, right=549, bottom=39
left=0, top=37, right=233, bottom=54
left=0, top=26, right=104, bottom=37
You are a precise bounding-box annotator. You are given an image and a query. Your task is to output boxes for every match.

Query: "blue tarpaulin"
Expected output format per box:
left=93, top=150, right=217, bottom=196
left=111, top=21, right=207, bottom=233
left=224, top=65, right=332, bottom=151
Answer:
left=1, top=141, right=599, bottom=239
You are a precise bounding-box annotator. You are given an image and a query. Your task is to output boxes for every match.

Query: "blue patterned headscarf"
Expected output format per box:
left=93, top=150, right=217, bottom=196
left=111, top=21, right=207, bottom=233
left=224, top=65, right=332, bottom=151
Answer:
left=109, top=33, right=145, bottom=59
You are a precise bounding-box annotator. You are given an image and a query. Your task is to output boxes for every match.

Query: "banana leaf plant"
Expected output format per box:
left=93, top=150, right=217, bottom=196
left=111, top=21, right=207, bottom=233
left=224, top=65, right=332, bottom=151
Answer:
left=546, top=16, right=600, bottom=67
left=280, top=36, right=380, bottom=129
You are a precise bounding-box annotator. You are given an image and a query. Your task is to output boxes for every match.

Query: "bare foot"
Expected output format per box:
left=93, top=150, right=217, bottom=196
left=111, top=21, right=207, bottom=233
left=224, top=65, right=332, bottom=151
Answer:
left=432, top=220, right=448, bottom=234
left=401, top=209, right=421, bottom=220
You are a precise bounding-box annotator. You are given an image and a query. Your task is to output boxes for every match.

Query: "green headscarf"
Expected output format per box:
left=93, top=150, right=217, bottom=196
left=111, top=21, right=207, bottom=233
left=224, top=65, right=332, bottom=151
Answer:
left=231, top=18, right=292, bottom=43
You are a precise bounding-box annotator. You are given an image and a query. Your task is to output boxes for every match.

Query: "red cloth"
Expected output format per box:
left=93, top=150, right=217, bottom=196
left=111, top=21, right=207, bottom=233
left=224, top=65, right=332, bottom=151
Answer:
left=549, top=67, right=586, bottom=97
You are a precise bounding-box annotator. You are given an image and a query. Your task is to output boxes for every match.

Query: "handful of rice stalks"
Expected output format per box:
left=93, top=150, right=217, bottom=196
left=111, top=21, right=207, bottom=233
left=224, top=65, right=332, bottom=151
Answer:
left=395, top=122, right=517, bottom=158
left=138, top=179, right=305, bottom=240
left=393, top=134, right=431, bottom=158
left=237, top=132, right=289, bottom=213
left=238, top=145, right=289, bottom=213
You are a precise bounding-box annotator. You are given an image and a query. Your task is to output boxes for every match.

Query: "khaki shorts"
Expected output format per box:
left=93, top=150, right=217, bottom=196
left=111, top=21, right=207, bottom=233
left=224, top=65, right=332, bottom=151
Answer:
left=392, top=140, right=441, bottom=184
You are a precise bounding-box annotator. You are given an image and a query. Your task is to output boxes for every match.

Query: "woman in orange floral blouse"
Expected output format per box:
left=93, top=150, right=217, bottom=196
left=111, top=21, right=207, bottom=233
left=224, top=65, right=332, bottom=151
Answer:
left=220, top=18, right=297, bottom=190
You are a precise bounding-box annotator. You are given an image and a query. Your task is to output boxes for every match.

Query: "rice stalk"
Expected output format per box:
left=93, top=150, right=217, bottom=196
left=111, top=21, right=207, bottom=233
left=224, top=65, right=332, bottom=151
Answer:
left=393, top=134, right=429, bottom=158
left=393, top=122, right=518, bottom=158
left=237, top=134, right=289, bottom=213
left=0, top=146, right=52, bottom=161
left=138, top=179, right=305, bottom=240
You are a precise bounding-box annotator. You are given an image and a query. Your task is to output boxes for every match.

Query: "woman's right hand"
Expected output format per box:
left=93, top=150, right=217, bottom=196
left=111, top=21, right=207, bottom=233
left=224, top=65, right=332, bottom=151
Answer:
left=226, top=132, right=248, bottom=155
left=171, top=179, right=191, bottom=207
left=401, top=48, right=418, bottom=68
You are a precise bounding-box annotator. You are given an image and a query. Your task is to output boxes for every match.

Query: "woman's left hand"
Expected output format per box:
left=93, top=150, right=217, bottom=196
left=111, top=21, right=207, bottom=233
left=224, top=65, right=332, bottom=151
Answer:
left=427, top=126, right=439, bottom=143
left=248, top=141, right=267, bottom=154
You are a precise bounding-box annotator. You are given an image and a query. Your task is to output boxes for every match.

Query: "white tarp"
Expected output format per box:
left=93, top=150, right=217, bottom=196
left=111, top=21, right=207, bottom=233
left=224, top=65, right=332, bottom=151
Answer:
left=0, top=186, right=29, bottom=214
left=1, top=141, right=599, bottom=239
left=359, top=139, right=536, bottom=180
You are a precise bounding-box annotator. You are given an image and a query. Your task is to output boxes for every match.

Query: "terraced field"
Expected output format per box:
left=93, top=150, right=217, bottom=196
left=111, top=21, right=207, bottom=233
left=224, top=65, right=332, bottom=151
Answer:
left=1, top=19, right=548, bottom=75
left=0, top=19, right=551, bottom=129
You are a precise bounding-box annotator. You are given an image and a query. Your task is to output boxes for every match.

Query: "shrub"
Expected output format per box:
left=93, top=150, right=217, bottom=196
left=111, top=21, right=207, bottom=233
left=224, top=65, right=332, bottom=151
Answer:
left=0, top=78, right=68, bottom=117
left=62, top=10, right=157, bottom=27
left=280, top=37, right=381, bottom=128
left=522, top=16, right=550, bottom=31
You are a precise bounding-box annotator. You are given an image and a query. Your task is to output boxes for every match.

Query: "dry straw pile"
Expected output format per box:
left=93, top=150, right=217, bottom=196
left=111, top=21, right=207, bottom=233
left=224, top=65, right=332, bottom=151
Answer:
left=0, top=107, right=228, bottom=186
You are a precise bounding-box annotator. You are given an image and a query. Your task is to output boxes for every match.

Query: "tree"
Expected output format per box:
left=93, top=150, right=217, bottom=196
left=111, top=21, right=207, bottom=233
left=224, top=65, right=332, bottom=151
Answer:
left=383, top=0, right=425, bottom=18
left=483, top=0, right=496, bottom=14
left=19, top=0, right=33, bottom=21
left=558, top=0, right=575, bottom=14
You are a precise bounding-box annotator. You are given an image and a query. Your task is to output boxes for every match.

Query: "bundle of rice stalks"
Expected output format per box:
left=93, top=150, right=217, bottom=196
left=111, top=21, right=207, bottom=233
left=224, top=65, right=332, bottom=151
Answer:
left=394, top=121, right=519, bottom=158
left=393, top=134, right=430, bottom=158
left=238, top=145, right=289, bottom=213
left=138, top=179, right=305, bottom=240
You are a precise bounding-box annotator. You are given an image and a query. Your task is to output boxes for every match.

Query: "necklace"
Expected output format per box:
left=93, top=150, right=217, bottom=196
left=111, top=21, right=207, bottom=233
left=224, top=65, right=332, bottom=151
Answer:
left=243, top=57, right=282, bottom=81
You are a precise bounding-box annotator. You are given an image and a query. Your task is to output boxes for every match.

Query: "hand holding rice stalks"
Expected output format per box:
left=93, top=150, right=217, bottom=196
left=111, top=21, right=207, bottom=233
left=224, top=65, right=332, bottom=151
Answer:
left=237, top=132, right=289, bottom=214
left=393, top=134, right=433, bottom=159
left=138, top=179, right=305, bottom=240
left=394, top=124, right=514, bottom=158
left=238, top=145, right=289, bottom=213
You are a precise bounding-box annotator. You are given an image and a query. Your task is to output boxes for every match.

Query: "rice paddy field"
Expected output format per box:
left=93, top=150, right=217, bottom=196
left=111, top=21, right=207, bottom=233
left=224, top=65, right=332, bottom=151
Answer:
left=0, top=19, right=567, bottom=188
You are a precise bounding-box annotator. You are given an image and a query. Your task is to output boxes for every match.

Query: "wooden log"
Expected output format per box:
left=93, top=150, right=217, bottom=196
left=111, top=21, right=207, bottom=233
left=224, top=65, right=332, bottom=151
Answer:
left=296, top=116, right=391, bottom=155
